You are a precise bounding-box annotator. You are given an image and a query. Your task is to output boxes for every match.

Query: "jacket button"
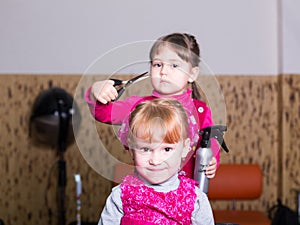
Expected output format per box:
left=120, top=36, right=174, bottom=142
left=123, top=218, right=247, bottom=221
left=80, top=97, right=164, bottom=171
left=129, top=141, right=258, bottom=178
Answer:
left=198, top=107, right=204, bottom=113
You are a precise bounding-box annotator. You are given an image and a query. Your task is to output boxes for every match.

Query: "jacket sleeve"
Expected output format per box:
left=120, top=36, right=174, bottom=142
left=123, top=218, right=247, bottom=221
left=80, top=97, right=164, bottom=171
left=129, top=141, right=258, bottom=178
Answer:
left=85, top=87, right=141, bottom=124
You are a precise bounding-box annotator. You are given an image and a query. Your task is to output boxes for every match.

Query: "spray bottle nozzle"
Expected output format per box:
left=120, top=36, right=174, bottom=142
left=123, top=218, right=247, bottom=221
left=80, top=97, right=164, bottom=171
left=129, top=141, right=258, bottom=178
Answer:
left=199, top=125, right=229, bottom=153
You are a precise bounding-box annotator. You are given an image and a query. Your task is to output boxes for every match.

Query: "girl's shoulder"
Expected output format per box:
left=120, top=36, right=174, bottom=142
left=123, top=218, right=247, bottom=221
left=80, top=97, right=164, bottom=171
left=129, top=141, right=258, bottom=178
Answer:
left=192, top=98, right=209, bottom=107
left=192, top=99, right=211, bottom=115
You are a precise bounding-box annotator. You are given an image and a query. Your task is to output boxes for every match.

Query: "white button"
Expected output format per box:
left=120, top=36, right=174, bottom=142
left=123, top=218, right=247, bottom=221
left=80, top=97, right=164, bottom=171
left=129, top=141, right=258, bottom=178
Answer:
left=198, top=107, right=204, bottom=113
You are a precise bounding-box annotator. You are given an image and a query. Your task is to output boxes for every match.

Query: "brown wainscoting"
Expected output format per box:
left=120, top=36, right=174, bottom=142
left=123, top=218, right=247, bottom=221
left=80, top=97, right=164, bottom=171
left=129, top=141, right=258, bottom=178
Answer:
left=0, top=74, right=299, bottom=225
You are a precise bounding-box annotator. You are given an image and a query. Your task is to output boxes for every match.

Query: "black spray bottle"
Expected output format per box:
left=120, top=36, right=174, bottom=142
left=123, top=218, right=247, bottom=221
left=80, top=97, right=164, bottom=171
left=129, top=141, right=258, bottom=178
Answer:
left=193, top=125, right=229, bottom=194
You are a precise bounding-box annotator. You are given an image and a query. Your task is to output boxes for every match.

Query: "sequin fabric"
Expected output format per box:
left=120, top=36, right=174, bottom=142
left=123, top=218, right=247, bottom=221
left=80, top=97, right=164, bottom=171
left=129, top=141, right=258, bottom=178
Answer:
left=120, top=174, right=197, bottom=225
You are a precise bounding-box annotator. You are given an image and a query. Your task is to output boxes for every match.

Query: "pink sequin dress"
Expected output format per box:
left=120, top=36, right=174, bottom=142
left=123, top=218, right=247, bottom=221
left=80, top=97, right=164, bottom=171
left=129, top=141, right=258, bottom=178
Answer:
left=120, top=174, right=197, bottom=225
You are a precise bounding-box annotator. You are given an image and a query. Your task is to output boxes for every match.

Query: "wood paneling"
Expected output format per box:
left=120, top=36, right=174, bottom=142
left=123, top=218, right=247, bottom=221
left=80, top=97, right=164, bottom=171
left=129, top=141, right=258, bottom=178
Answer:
left=0, top=74, right=299, bottom=225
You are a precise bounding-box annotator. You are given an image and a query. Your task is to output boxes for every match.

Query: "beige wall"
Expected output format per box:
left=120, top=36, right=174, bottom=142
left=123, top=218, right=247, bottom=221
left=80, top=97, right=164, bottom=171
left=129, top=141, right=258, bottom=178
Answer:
left=0, top=74, right=299, bottom=225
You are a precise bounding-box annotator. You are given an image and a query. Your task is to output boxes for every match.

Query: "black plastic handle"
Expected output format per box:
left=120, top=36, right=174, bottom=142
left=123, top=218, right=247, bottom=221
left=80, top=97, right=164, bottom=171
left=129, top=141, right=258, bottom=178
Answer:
left=199, top=125, right=229, bottom=153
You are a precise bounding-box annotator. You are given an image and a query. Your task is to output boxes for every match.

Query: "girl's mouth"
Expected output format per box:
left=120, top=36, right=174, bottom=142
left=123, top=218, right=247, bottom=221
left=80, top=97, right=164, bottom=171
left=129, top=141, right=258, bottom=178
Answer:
left=147, top=167, right=165, bottom=172
left=160, top=78, right=169, bottom=83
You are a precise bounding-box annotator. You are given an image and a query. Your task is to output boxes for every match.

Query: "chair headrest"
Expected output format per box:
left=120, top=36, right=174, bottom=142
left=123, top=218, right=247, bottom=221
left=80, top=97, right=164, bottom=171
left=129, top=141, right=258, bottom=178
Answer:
left=208, top=164, right=263, bottom=200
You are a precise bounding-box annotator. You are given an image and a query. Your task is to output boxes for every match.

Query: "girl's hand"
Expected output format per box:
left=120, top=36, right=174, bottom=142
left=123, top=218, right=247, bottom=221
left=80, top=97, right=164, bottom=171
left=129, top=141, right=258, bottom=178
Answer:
left=91, top=80, right=118, bottom=104
left=205, top=157, right=217, bottom=179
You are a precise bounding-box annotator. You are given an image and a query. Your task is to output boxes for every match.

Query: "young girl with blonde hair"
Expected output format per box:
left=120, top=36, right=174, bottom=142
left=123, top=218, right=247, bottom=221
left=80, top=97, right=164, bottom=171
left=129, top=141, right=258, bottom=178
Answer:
left=99, top=98, right=214, bottom=225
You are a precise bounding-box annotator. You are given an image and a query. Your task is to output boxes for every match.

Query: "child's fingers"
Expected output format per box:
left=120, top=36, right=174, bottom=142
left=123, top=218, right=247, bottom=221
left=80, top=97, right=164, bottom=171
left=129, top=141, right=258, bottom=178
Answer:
left=92, top=80, right=118, bottom=103
left=205, top=157, right=217, bottom=178
left=98, top=95, right=111, bottom=104
left=206, top=174, right=215, bottom=179
left=209, top=157, right=217, bottom=165
left=104, top=89, right=118, bottom=101
left=205, top=166, right=216, bottom=179
left=98, top=91, right=117, bottom=104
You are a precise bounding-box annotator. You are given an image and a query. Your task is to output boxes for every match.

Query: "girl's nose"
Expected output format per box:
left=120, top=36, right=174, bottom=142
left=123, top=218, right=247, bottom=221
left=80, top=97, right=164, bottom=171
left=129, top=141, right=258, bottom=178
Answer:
left=160, top=63, right=168, bottom=75
left=149, top=151, right=162, bottom=165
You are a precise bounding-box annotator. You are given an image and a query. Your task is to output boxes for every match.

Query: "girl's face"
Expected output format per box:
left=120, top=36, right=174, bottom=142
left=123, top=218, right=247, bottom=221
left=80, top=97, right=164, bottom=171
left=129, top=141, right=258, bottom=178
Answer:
left=129, top=137, right=190, bottom=184
left=150, top=45, right=199, bottom=96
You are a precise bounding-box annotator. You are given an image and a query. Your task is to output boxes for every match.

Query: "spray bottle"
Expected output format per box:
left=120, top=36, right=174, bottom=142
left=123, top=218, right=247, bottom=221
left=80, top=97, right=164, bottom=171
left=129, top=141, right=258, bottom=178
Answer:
left=194, top=125, right=229, bottom=194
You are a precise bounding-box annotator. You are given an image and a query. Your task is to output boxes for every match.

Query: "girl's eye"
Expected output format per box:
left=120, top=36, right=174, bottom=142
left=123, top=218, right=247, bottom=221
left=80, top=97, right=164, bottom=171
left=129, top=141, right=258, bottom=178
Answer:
left=152, top=62, right=162, bottom=67
left=141, top=147, right=150, bottom=152
left=171, top=64, right=178, bottom=68
left=164, top=147, right=173, bottom=152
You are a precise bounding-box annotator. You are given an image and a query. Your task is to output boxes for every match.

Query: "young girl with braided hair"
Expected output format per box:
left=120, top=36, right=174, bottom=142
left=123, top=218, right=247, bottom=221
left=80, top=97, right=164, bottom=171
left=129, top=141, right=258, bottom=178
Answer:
left=86, top=32, right=220, bottom=179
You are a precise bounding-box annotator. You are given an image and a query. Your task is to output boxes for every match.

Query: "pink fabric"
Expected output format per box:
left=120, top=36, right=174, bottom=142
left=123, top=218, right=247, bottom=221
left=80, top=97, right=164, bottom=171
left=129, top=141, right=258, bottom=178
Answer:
left=120, top=175, right=196, bottom=225
left=85, top=87, right=149, bottom=124
left=121, top=217, right=157, bottom=225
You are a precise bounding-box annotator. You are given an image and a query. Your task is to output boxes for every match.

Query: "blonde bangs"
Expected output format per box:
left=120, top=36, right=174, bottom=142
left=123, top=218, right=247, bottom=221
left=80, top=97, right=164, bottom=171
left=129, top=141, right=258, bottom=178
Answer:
left=128, top=100, right=188, bottom=145
left=130, top=116, right=182, bottom=144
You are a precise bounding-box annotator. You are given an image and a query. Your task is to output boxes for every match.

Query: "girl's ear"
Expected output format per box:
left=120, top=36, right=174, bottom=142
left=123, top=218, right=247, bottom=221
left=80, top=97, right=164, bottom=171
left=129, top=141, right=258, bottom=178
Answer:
left=182, top=138, right=191, bottom=158
left=188, top=66, right=199, bottom=83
